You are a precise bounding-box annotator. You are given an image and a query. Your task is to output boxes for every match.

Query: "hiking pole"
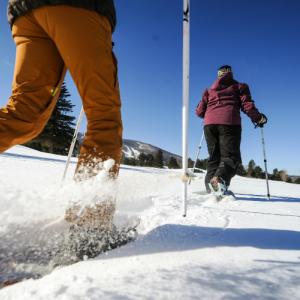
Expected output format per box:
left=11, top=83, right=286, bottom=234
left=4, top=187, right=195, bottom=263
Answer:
left=61, top=106, right=85, bottom=183
left=181, top=0, right=190, bottom=217
left=188, top=130, right=204, bottom=184
left=260, top=127, right=271, bottom=200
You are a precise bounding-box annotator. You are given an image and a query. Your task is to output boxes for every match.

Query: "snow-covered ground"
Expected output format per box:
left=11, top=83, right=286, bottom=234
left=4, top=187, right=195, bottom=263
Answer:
left=0, top=145, right=300, bottom=299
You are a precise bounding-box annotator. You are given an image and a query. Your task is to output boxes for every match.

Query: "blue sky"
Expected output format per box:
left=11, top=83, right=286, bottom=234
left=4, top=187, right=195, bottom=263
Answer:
left=1, top=0, right=300, bottom=175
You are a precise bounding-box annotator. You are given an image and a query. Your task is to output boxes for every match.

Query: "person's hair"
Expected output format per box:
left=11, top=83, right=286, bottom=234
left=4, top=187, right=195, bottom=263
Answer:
left=217, top=65, right=232, bottom=77
left=218, top=65, right=232, bottom=71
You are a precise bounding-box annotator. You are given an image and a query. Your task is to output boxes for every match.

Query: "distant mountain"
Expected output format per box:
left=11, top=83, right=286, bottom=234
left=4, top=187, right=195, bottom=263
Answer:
left=75, top=135, right=182, bottom=165
left=122, top=139, right=181, bottom=165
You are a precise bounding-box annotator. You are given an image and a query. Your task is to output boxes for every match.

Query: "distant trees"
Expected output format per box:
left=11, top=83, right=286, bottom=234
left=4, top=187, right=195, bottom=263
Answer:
left=154, top=150, right=164, bottom=168
left=268, top=168, right=291, bottom=182
left=187, top=158, right=194, bottom=168
left=239, top=159, right=297, bottom=184
left=121, top=150, right=182, bottom=169
left=121, top=150, right=164, bottom=168
left=247, top=160, right=256, bottom=177
left=271, top=168, right=281, bottom=181
left=195, top=158, right=207, bottom=170
left=294, top=178, right=300, bottom=184
left=122, top=156, right=138, bottom=166
left=121, top=151, right=300, bottom=184
left=253, top=165, right=264, bottom=179
left=138, top=152, right=154, bottom=167
left=236, top=164, right=246, bottom=176
left=138, top=153, right=147, bottom=166
left=245, top=160, right=266, bottom=179
left=168, top=157, right=180, bottom=169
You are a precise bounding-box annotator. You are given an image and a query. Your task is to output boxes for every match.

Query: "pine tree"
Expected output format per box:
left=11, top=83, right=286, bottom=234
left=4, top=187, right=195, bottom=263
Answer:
left=272, top=168, right=281, bottom=181
left=188, top=158, right=194, bottom=168
left=154, top=149, right=164, bottom=168
left=123, top=157, right=137, bottom=166
left=253, top=165, right=264, bottom=178
left=294, top=178, right=300, bottom=184
left=25, top=82, right=77, bottom=155
left=120, top=152, right=126, bottom=164
left=168, top=156, right=180, bottom=169
left=195, top=159, right=207, bottom=170
left=145, top=154, right=154, bottom=167
left=236, top=164, right=246, bottom=176
left=138, top=153, right=147, bottom=166
left=247, top=160, right=256, bottom=177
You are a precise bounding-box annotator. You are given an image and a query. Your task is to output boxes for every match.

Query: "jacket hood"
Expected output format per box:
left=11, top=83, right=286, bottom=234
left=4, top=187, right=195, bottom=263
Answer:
left=210, top=72, right=235, bottom=90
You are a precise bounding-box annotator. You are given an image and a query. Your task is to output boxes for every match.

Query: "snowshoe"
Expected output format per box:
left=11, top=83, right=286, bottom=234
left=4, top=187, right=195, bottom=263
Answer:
left=209, top=176, right=227, bottom=197
left=65, top=224, right=137, bottom=260
left=208, top=177, right=237, bottom=201
left=53, top=200, right=139, bottom=264
left=55, top=218, right=139, bottom=262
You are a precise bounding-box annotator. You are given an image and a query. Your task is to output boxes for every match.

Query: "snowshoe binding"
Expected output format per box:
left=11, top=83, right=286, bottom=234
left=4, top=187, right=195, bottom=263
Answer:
left=209, top=176, right=228, bottom=200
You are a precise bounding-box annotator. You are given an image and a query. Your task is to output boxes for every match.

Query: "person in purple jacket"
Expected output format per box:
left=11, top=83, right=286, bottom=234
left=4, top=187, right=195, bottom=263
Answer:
left=196, top=65, right=267, bottom=195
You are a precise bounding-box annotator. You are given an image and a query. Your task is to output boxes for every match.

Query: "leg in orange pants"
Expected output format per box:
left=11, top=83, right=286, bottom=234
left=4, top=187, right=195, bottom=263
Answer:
left=0, top=14, right=66, bottom=151
left=0, top=6, right=122, bottom=177
left=0, top=6, right=123, bottom=228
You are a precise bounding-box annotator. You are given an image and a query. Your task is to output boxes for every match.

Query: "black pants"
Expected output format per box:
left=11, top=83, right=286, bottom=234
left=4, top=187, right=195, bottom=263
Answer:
left=204, top=125, right=242, bottom=192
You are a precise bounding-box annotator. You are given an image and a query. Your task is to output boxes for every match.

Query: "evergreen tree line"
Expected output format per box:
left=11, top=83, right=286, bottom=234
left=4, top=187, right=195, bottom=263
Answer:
left=237, top=159, right=300, bottom=184
left=121, top=149, right=181, bottom=169
left=193, top=158, right=300, bottom=184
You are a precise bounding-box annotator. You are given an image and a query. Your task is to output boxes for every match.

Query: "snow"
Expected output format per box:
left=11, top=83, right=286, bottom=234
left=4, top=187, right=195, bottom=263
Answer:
left=122, top=144, right=138, bottom=158
left=0, top=146, right=300, bottom=299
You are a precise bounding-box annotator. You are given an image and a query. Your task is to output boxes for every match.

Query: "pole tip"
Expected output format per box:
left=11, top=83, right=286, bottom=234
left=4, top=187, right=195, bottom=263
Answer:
left=183, top=214, right=186, bottom=218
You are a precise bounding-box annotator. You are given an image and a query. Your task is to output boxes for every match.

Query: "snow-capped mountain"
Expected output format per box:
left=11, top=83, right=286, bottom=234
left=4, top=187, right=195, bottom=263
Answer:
left=122, top=139, right=181, bottom=163
left=76, top=136, right=182, bottom=164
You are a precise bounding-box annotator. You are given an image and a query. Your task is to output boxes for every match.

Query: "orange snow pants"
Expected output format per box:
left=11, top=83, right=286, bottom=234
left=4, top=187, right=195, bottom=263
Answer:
left=0, top=6, right=122, bottom=177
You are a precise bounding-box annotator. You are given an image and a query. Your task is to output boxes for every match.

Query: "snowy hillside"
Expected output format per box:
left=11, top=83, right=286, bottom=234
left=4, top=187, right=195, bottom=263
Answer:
left=122, top=139, right=181, bottom=163
left=0, top=146, right=300, bottom=299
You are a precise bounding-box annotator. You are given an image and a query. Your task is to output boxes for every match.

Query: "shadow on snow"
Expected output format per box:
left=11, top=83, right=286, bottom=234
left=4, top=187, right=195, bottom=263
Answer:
left=1, top=221, right=300, bottom=287
left=235, top=193, right=300, bottom=203
left=102, top=224, right=300, bottom=259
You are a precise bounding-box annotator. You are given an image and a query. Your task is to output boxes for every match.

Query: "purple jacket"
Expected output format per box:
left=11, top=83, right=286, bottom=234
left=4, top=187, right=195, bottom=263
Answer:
left=196, top=73, right=261, bottom=125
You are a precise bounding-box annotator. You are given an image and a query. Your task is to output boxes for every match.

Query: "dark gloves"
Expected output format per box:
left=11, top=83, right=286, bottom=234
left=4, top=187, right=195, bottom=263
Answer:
left=256, top=113, right=268, bottom=128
